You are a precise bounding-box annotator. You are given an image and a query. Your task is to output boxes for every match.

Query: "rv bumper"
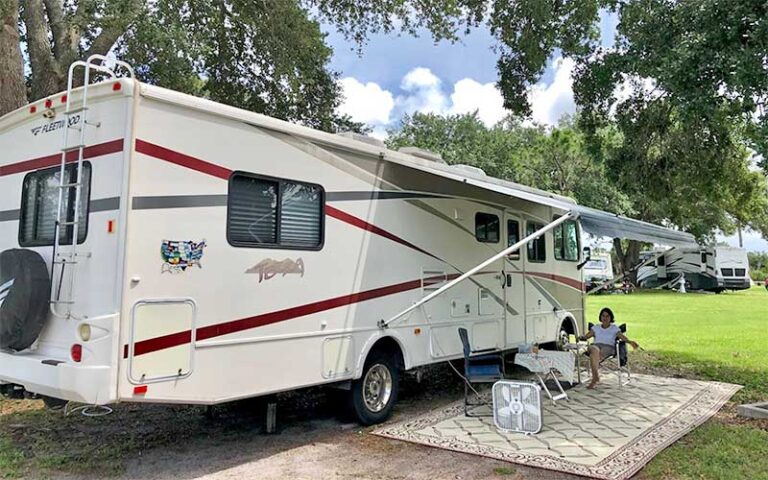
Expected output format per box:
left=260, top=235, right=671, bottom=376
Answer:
left=0, top=351, right=112, bottom=405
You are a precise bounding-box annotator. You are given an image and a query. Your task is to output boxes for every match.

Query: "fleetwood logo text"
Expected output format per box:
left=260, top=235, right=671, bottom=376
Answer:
left=30, top=115, right=81, bottom=136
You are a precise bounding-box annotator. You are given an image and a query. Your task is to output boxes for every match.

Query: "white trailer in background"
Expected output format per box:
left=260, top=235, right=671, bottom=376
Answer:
left=638, top=246, right=751, bottom=292
left=582, top=253, right=614, bottom=291
left=0, top=59, right=696, bottom=425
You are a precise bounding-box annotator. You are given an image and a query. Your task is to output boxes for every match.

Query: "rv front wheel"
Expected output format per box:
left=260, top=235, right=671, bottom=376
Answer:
left=349, top=352, right=399, bottom=425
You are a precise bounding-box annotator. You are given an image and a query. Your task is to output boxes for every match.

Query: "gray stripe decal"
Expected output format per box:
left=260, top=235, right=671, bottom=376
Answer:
left=526, top=276, right=563, bottom=309
left=0, top=209, right=20, bottom=222
left=327, top=191, right=445, bottom=202
left=0, top=196, right=120, bottom=223
left=90, top=197, right=121, bottom=212
left=132, top=195, right=228, bottom=210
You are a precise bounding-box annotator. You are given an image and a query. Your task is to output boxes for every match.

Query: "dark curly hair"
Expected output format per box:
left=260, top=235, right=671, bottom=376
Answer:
left=598, top=307, right=615, bottom=323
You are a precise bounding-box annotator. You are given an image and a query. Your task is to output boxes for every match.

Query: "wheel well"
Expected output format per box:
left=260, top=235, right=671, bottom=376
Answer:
left=561, top=317, right=577, bottom=336
left=367, top=336, right=405, bottom=371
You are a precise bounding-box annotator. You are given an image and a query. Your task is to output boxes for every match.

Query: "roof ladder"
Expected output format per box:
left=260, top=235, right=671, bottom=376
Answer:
left=50, top=55, right=134, bottom=319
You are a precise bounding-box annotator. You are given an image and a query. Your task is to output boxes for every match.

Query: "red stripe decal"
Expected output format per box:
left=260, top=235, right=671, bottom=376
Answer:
left=134, top=139, right=438, bottom=260
left=135, top=139, right=232, bottom=180
left=0, top=139, right=124, bottom=177
left=325, top=205, right=438, bottom=259
left=126, top=274, right=459, bottom=358
left=525, top=271, right=584, bottom=291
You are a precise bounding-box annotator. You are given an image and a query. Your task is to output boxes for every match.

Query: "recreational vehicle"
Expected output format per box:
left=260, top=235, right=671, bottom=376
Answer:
left=0, top=58, right=695, bottom=425
left=638, top=247, right=750, bottom=292
left=582, top=253, right=614, bottom=291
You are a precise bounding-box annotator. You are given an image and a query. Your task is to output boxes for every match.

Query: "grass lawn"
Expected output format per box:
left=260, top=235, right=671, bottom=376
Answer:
left=588, top=285, right=768, bottom=480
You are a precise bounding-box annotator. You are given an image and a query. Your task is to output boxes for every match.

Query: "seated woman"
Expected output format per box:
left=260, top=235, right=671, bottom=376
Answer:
left=580, top=307, right=639, bottom=389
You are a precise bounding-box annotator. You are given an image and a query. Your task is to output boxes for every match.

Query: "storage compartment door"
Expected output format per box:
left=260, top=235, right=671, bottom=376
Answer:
left=129, top=299, right=196, bottom=383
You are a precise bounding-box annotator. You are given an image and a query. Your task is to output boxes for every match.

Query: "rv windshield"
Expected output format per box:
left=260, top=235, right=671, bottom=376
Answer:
left=585, top=259, right=607, bottom=269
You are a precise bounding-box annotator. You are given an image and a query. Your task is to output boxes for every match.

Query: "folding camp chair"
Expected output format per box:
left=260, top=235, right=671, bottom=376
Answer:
left=457, top=327, right=505, bottom=416
left=586, top=322, right=631, bottom=387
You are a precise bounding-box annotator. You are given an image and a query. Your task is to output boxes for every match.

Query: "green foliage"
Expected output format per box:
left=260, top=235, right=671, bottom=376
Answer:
left=386, top=112, right=631, bottom=214
left=0, top=436, right=23, bottom=478
left=748, top=251, right=768, bottom=280
left=385, top=112, right=529, bottom=180
left=575, top=0, right=768, bottom=169
left=116, top=0, right=364, bottom=132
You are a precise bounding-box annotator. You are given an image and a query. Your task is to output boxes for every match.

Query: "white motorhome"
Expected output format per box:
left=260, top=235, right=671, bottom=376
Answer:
left=0, top=59, right=695, bottom=424
left=582, top=253, right=614, bottom=290
left=638, top=247, right=750, bottom=292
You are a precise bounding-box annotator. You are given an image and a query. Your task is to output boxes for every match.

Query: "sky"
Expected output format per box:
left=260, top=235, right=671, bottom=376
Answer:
left=320, top=15, right=768, bottom=253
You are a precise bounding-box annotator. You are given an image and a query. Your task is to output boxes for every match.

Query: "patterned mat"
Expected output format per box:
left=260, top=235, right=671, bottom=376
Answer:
left=373, top=374, right=740, bottom=480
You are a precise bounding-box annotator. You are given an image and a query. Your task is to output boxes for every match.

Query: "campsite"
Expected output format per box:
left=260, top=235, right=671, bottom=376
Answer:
left=2, top=1, right=768, bottom=480
left=0, top=288, right=766, bottom=479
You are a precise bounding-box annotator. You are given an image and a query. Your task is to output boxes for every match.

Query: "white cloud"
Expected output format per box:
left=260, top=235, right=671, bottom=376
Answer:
left=401, top=67, right=441, bottom=90
left=338, top=77, right=395, bottom=125
left=398, top=67, right=448, bottom=114
left=449, top=78, right=507, bottom=126
left=528, top=57, right=577, bottom=125
left=336, top=61, right=581, bottom=138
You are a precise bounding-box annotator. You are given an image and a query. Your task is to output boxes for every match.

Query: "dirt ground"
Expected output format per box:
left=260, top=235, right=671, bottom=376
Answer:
left=50, top=363, right=581, bottom=480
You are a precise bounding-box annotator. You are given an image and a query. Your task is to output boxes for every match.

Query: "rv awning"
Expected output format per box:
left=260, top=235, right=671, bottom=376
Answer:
left=384, top=152, right=698, bottom=248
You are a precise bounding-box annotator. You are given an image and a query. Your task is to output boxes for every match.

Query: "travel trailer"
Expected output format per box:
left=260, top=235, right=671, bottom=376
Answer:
left=0, top=57, right=695, bottom=425
left=638, top=247, right=750, bottom=292
left=582, top=253, right=614, bottom=291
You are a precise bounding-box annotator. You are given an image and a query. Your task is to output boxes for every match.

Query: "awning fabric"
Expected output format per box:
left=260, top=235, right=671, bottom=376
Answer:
left=385, top=153, right=698, bottom=248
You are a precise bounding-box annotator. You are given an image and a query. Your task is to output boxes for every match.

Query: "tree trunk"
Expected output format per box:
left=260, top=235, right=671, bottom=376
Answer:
left=21, top=0, right=64, bottom=100
left=0, top=0, right=26, bottom=116
left=737, top=224, right=743, bottom=248
left=613, top=238, right=642, bottom=285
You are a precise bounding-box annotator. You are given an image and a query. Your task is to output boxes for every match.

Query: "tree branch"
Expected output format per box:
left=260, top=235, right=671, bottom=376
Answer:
left=0, top=0, right=27, bottom=115
left=41, top=0, right=67, bottom=60
left=83, top=0, right=144, bottom=58
left=20, top=0, right=62, bottom=98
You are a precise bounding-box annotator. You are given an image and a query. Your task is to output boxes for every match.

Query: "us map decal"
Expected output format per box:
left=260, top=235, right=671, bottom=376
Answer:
left=161, top=240, right=206, bottom=274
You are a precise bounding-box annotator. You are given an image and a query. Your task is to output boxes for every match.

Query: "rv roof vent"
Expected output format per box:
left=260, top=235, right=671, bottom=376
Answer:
left=398, top=146, right=446, bottom=164
left=452, top=164, right=486, bottom=176
left=336, top=131, right=386, bottom=148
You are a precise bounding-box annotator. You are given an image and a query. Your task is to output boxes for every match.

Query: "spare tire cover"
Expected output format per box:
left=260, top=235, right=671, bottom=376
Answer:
left=0, top=249, right=51, bottom=351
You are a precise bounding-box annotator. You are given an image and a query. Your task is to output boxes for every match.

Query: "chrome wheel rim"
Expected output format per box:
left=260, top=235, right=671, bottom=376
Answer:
left=362, top=364, right=392, bottom=413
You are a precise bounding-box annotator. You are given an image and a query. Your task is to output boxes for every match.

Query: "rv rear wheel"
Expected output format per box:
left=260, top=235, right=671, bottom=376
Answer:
left=0, top=249, right=51, bottom=351
left=349, top=352, right=400, bottom=426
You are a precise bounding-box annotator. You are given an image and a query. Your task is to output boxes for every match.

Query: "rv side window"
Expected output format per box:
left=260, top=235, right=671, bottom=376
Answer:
left=700, top=252, right=707, bottom=264
left=507, top=219, right=520, bottom=260
left=475, top=213, right=500, bottom=243
left=227, top=172, right=324, bottom=249
left=19, top=163, right=91, bottom=247
left=553, top=219, right=579, bottom=261
left=657, top=255, right=666, bottom=267
left=526, top=222, right=546, bottom=262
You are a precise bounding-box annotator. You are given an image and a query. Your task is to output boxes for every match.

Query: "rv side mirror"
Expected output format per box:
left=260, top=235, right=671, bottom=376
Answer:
left=577, top=247, right=592, bottom=270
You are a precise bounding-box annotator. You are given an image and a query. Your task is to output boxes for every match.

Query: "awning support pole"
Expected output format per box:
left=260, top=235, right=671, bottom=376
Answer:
left=378, top=211, right=577, bottom=329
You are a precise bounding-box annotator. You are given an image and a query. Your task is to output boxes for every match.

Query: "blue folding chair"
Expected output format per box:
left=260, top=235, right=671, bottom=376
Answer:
left=458, top=327, right=505, bottom=416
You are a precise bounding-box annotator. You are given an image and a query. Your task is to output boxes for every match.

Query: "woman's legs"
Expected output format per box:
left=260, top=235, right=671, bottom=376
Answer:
left=588, top=345, right=601, bottom=388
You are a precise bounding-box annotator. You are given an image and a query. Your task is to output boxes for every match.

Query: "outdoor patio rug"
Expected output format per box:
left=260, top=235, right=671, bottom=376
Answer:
left=373, top=374, right=740, bottom=480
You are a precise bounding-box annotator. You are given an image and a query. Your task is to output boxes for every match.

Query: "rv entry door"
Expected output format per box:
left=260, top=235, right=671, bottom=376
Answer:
left=504, top=214, right=526, bottom=348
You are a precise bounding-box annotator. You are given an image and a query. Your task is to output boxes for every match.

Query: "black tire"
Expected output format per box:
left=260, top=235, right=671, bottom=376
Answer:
left=348, top=351, right=400, bottom=426
left=0, top=249, right=51, bottom=351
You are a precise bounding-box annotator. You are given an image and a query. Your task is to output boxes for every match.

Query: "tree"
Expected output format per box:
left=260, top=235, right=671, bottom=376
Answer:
left=515, top=117, right=631, bottom=215
left=385, top=112, right=529, bottom=181
left=386, top=111, right=630, bottom=215
left=1, top=0, right=363, bottom=132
